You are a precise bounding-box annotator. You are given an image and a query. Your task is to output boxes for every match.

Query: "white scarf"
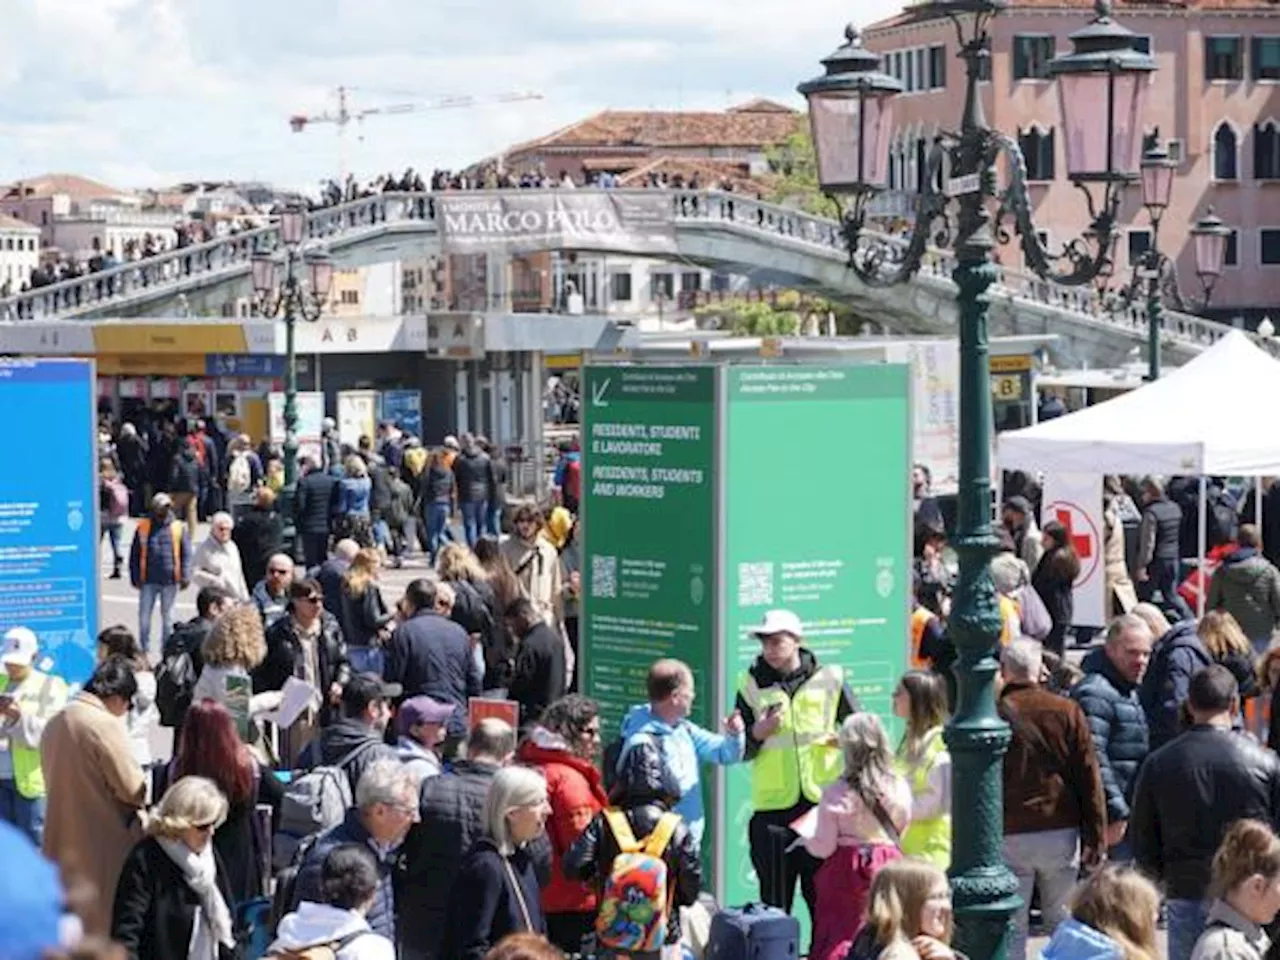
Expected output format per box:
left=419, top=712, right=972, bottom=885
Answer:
left=156, top=836, right=235, bottom=960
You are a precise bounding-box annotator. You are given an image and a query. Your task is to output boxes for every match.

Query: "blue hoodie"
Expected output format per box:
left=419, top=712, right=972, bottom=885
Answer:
left=618, top=704, right=744, bottom=846
left=1039, top=918, right=1124, bottom=960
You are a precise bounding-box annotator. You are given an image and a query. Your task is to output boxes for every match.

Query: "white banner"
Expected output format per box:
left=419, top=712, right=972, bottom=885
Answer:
left=1040, top=472, right=1106, bottom=628
left=885, top=340, right=959, bottom=494
left=337, top=390, right=378, bottom=449
left=268, top=392, right=325, bottom=465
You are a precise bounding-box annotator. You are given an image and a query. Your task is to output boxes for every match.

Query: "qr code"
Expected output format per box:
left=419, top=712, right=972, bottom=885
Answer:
left=591, top=555, right=617, bottom=599
left=738, top=562, right=774, bottom=608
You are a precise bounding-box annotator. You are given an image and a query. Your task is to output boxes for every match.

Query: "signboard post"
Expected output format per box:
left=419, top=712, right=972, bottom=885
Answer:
left=718, top=364, right=911, bottom=920
left=337, top=390, right=379, bottom=449
left=580, top=366, right=718, bottom=739
left=0, top=359, right=100, bottom=683
left=269, top=392, right=325, bottom=465
left=380, top=390, right=423, bottom=438
left=583, top=362, right=911, bottom=911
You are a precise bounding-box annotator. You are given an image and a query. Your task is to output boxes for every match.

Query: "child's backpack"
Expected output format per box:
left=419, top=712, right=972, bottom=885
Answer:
left=595, top=808, right=680, bottom=954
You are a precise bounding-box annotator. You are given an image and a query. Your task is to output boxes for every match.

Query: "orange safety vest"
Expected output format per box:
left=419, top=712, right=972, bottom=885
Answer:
left=911, top=607, right=937, bottom=669
left=137, top=518, right=184, bottom=583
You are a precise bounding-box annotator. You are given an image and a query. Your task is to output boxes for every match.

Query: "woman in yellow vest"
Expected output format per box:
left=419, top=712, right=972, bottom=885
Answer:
left=892, top=670, right=951, bottom=869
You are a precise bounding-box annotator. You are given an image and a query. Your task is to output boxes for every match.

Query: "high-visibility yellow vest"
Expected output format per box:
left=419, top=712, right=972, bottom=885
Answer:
left=0, top=669, right=68, bottom=799
left=895, top=725, right=951, bottom=869
left=739, top=665, right=845, bottom=811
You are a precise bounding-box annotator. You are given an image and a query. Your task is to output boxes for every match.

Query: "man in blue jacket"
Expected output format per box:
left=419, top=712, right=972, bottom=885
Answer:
left=291, top=758, right=422, bottom=944
left=618, top=658, right=744, bottom=847
left=129, top=492, right=191, bottom=656
left=1070, top=612, right=1153, bottom=861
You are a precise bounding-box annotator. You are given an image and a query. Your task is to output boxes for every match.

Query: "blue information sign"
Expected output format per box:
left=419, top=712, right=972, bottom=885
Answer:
left=381, top=390, right=423, bottom=438
left=205, top=354, right=286, bottom=377
left=0, top=359, right=99, bottom=683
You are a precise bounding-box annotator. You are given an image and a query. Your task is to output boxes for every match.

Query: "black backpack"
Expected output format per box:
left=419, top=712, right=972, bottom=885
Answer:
left=156, top=621, right=203, bottom=727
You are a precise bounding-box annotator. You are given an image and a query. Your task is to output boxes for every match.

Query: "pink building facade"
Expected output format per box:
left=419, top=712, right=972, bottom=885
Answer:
left=862, top=0, right=1280, bottom=325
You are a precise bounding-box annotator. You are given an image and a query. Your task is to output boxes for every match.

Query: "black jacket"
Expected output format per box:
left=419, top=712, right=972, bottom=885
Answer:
left=253, top=612, right=349, bottom=724
left=297, top=717, right=401, bottom=795
left=384, top=610, right=482, bottom=740
left=315, top=557, right=350, bottom=621
left=508, top=621, right=567, bottom=728
left=453, top=450, right=493, bottom=503
left=1031, top=545, right=1076, bottom=633
left=420, top=464, right=455, bottom=504
left=232, top=507, right=284, bottom=588
left=1138, top=620, right=1211, bottom=751
left=564, top=737, right=701, bottom=946
left=294, top=470, right=337, bottom=535
left=401, top=759, right=501, bottom=958
left=1070, top=648, right=1150, bottom=821
left=1132, top=725, right=1280, bottom=900
left=445, top=839, right=545, bottom=960
left=339, top=585, right=391, bottom=648
left=734, top=648, right=861, bottom=762
left=168, top=449, right=201, bottom=494
left=110, top=836, right=241, bottom=960
left=488, top=456, right=508, bottom=508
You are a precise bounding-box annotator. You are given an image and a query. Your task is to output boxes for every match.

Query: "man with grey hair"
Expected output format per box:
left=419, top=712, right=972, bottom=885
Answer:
left=316, top=538, right=360, bottom=620
left=190, top=510, right=248, bottom=600
left=1070, top=613, right=1153, bottom=861
left=999, top=639, right=1106, bottom=960
left=292, top=758, right=423, bottom=942
left=1137, top=474, right=1191, bottom=620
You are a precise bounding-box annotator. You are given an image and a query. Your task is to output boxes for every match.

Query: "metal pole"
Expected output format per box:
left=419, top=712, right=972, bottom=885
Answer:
left=945, top=38, right=1020, bottom=960
left=283, top=249, right=300, bottom=490
left=1257, top=476, right=1265, bottom=551
left=1145, top=256, right=1162, bottom=381
left=1198, top=475, right=1208, bottom=619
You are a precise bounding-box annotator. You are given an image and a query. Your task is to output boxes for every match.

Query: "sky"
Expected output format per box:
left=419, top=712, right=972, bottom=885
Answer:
left=0, top=0, right=905, bottom=194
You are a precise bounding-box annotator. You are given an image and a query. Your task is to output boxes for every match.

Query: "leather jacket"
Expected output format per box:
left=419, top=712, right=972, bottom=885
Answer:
left=1132, top=725, right=1280, bottom=900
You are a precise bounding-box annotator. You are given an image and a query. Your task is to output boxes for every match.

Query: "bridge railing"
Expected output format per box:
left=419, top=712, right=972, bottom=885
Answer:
left=0, top=189, right=1263, bottom=358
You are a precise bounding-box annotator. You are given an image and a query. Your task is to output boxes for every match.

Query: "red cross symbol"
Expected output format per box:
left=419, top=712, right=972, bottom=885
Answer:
left=1056, top=507, right=1094, bottom=559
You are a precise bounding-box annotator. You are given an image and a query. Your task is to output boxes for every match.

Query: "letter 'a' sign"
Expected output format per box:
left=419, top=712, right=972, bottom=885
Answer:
left=437, top=192, right=677, bottom=256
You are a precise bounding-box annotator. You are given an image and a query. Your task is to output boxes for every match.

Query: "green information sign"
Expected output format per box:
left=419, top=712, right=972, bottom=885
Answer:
left=718, top=364, right=911, bottom=912
left=581, top=366, right=718, bottom=738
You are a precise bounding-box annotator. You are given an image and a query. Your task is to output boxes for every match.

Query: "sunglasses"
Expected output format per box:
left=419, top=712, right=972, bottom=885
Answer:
left=298, top=594, right=321, bottom=604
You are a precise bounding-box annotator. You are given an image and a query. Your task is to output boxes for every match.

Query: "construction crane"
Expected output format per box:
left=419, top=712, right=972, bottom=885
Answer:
left=289, top=87, right=544, bottom=178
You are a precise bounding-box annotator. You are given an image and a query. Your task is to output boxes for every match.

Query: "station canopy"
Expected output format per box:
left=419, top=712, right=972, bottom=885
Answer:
left=999, top=331, right=1280, bottom=477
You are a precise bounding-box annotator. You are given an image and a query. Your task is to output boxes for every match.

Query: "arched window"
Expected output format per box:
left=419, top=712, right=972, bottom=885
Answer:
left=1214, top=123, right=1239, bottom=180
left=1017, top=126, right=1056, bottom=181
left=1255, top=120, right=1280, bottom=180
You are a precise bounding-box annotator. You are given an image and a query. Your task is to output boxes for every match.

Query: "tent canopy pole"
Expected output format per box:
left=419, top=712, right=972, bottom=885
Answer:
left=1198, top=475, right=1208, bottom=619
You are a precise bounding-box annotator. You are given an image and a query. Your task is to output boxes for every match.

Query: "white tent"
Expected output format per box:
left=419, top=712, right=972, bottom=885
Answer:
left=999, top=330, right=1280, bottom=476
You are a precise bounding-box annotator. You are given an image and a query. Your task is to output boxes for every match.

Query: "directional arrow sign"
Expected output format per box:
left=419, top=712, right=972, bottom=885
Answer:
left=591, top=377, right=611, bottom=407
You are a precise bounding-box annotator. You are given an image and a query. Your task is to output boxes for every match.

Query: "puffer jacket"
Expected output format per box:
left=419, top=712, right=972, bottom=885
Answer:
left=516, top=730, right=610, bottom=915
left=1207, top=547, right=1280, bottom=643
left=400, top=759, right=501, bottom=959
left=1138, top=620, right=1210, bottom=751
left=1070, top=647, right=1149, bottom=822
left=564, top=737, right=701, bottom=946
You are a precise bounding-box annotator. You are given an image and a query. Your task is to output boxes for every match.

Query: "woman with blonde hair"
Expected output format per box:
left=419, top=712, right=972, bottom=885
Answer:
left=1199, top=610, right=1259, bottom=701
left=1191, top=819, right=1280, bottom=960
left=844, top=858, right=956, bottom=960
left=341, top=547, right=393, bottom=674
left=804, top=712, right=913, bottom=960
left=438, top=541, right=502, bottom=688
left=892, top=670, right=951, bottom=869
left=192, top=603, right=279, bottom=731
left=110, top=776, right=239, bottom=960
left=1041, top=866, right=1161, bottom=960
left=336, top=455, right=374, bottom=547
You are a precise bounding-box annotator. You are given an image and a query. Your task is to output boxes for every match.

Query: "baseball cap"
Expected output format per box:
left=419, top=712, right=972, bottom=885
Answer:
left=0, top=627, right=38, bottom=668
left=0, top=821, right=64, bottom=959
left=443, top=435, right=460, bottom=451
left=397, top=695, right=456, bottom=735
left=151, top=491, right=173, bottom=510
left=751, top=609, right=804, bottom=640
left=341, top=673, right=403, bottom=714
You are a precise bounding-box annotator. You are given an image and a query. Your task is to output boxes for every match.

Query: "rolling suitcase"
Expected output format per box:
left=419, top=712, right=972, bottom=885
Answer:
left=707, top=824, right=800, bottom=960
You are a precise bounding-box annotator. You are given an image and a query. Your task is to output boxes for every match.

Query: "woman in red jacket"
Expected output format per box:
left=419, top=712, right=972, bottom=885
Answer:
left=514, top=693, right=609, bottom=955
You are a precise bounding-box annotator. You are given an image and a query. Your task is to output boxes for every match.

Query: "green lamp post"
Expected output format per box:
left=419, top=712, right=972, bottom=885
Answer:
left=251, top=209, right=335, bottom=508
left=1105, top=144, right=1231, bottom=380
left=800, top=3, right=1154, bottom=957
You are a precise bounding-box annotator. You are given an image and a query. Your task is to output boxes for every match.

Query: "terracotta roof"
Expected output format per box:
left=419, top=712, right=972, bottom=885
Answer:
left=0, top=213, right=38, bottom=231
left=864, top=0, right=1276, bottom=31
left=508, top=104, right=802, bottom=154
left=615, top=157, right=776, bottom=196
left=727, top=98, right=797, bottom=114
left=2, top=173, right=127, bottom=201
